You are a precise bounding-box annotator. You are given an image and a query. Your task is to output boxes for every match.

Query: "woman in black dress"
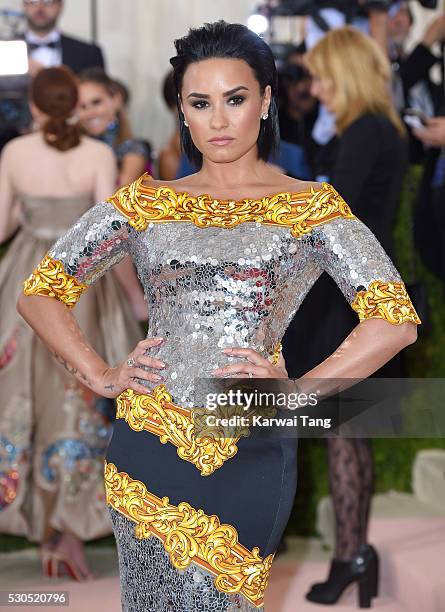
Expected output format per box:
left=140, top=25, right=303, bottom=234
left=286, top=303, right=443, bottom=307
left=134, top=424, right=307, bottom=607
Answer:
left=284, top=26, right=409, bottom=606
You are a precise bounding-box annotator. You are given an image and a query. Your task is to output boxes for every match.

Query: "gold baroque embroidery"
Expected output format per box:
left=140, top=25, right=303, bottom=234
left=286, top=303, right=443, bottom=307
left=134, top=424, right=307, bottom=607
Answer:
left=107, top=173, right=355, bottom=236
left=352, top=280, right=421, bottom=324
left=269, top=341, right=282, bottom=366
left=104, top=461, right=273, bottom=608
left=115, top=385, right=244, bottom=476
left=23, top=255, right=87, bottom=309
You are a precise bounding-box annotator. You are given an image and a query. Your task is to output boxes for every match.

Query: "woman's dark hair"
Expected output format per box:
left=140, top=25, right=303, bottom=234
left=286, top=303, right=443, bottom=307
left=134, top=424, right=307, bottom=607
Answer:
left=170, top=20, right=279, bottom=167
left=78, top=67, right=133, bottom=143
left=110, top=77, right=130, bottom=108
left=30, top=66, right=80, bottom=152
left=162, top=70, right=177, bottom=111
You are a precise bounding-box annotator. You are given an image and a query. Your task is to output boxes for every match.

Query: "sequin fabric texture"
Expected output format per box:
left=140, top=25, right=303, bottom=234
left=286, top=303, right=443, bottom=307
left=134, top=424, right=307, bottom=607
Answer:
left=49, top=194, right=406, bottom=409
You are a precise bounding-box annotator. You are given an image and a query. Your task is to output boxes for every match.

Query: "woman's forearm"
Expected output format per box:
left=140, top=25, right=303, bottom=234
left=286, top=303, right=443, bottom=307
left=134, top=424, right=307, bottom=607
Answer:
left=17, top=294, right=110, bottom=395
left=296, top=318, right=417, bottom=398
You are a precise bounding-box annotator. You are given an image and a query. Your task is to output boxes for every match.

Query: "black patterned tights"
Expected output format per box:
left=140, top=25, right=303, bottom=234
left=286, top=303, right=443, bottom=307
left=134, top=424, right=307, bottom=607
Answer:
left=327, top=438, right=374, bottom=561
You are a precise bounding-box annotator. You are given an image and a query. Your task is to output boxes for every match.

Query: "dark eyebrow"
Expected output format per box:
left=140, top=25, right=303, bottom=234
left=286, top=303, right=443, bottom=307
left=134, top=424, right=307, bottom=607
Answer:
left=186, top=86, right=249, bottom=99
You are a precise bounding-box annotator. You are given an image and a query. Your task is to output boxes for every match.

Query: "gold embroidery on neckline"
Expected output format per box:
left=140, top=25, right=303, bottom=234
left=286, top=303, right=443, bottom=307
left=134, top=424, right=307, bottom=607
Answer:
left=107, top=173, right=355, bottom=235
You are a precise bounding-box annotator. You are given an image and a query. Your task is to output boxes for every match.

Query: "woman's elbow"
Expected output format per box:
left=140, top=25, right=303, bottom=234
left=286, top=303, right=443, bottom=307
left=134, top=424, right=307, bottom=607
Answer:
left=399, top=321, right=418, bottom=348
left=16, top=293, right=26, bottom=317
left=16, top=292, right=32, bottom=319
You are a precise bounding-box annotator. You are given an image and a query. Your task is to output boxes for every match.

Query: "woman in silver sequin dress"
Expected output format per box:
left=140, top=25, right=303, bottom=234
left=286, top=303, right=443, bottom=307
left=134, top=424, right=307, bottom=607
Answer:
left=17, top=22, right=420, bottom=611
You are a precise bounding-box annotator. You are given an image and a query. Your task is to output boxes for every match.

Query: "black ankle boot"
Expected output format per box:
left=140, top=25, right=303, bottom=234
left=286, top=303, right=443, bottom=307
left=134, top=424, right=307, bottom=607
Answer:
left=305, top=544, right=379, bottom=608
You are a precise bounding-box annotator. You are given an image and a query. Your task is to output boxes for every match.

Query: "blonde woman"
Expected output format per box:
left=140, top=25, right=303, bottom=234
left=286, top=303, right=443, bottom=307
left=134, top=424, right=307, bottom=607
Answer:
left=292, top=26, right=408, bottom=606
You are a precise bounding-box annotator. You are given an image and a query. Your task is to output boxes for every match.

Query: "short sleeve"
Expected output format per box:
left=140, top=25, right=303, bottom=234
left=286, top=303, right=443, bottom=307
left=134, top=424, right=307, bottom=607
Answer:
left=23, top=201, right=130, bottom=309
left=308, top=188, right=421, bottom=326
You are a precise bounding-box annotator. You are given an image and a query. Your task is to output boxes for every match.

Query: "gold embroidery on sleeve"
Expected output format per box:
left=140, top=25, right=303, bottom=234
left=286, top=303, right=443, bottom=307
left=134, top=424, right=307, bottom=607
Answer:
left=23, top=255, right=87, bottom=309
left=104, top=461, right=273, bottom=608
left=352, top=280, right=421, bottom=324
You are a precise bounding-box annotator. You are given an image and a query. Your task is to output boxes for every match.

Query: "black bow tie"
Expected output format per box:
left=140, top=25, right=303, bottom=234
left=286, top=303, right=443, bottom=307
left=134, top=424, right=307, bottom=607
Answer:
left=28, top=40, right=59, bottom=51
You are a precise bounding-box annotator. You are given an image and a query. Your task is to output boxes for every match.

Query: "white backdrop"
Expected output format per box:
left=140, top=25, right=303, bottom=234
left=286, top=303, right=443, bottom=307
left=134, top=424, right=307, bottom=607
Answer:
left=0, top=0, right=444, bottom=149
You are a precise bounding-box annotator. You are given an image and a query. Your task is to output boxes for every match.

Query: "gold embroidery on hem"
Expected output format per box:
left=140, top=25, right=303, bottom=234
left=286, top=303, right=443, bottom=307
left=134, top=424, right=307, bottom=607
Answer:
left=107, top=173, right=355, bottom=236
left=352, top=280, right=421, bottom=324
left=104, top=461, right=273, bottom=608
left=23, top=254, right=87, bottom=309
left=115, top=386, right=243, bottom=476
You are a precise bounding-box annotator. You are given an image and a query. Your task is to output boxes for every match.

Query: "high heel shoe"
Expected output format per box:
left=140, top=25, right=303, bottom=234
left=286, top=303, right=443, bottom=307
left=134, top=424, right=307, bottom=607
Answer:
left=305, top=544, right=379, bottom=608
left=39, top=548, right=96, bottom=581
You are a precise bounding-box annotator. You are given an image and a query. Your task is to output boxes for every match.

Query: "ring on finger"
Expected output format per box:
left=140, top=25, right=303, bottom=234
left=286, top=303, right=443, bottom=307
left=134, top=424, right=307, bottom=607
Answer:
left=248, top=372, right=253, bottom=379
left=127, top=358, right=136, bottom=368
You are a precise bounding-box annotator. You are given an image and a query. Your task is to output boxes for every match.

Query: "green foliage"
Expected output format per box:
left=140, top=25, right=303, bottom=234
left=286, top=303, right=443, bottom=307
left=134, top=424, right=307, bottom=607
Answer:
left=392, top=165, right=445, bottom=377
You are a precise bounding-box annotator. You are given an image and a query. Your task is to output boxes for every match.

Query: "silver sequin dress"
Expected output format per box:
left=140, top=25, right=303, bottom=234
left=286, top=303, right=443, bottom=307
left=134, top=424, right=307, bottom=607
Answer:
left=23, top=174, right=421, bottom=611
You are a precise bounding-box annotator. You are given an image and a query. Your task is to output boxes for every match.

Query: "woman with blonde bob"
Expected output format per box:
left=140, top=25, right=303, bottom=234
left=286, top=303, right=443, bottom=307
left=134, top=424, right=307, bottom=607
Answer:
left=298, top=26, right=409, bottom=607
left=307, top=25, right=405, bottom=142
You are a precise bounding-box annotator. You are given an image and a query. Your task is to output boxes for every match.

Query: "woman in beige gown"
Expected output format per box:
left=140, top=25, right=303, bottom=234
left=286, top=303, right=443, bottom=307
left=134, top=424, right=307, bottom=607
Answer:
left=0, top=67, right=143, bottom=579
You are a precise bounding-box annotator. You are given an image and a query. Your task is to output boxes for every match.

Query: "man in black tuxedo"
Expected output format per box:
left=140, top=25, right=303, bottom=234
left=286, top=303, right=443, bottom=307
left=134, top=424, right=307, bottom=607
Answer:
left=23, top=0, right=105, bottom=74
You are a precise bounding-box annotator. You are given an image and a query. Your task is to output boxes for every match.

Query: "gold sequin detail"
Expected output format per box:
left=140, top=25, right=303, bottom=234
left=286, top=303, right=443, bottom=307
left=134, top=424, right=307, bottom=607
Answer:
left=269, top=341, right=282, bottom=366
left=104, top=461, right=273, bottom=608
left=23, top=254, right=87, bottom=308
left=352, top=280, right=421, bottom=324
left=115, top=385, right=244, bottom=476
left=107, top=173, right=355, bottom=236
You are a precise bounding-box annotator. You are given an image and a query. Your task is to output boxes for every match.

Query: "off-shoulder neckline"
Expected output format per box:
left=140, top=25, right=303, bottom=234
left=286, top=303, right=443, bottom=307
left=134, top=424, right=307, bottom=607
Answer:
left=138, top=173, right=326, bottom=203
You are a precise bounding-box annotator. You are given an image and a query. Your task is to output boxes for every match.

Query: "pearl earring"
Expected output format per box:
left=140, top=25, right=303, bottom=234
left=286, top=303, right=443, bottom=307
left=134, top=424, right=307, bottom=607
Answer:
left=184, top=119, right=189, bottom=127
left=262, top=112, right=269, bottom=120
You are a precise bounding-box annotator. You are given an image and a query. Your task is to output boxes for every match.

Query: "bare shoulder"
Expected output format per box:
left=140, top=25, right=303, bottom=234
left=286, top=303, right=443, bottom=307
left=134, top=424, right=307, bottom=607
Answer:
left=2, top=132, right=38, bottom=158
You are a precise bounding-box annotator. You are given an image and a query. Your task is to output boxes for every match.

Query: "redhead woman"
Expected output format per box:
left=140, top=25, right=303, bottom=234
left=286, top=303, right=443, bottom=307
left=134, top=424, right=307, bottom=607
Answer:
left=0, top=67, right=142, bottom=581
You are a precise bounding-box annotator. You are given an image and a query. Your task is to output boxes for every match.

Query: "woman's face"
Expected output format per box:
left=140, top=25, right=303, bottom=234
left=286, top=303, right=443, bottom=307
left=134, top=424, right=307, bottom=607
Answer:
left=180, top=57, right=271, bottom=164
left=78, top=82, right=117, bottom=136
left=310, top=74, right=335, bottom=113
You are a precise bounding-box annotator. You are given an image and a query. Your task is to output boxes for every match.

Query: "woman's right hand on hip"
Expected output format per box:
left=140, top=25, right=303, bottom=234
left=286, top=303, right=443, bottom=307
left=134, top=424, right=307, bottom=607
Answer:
left=99, top=337, right=166, bottom=397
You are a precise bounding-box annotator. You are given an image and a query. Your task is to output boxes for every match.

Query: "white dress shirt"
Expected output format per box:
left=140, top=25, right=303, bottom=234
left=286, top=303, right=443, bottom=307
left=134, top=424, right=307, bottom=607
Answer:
left=25, top=29, right=62, bottom=68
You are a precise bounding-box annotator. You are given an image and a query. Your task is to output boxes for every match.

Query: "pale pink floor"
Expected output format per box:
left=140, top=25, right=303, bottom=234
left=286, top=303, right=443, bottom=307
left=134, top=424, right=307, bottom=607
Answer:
left=6, top=517, right=445, bottom=612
